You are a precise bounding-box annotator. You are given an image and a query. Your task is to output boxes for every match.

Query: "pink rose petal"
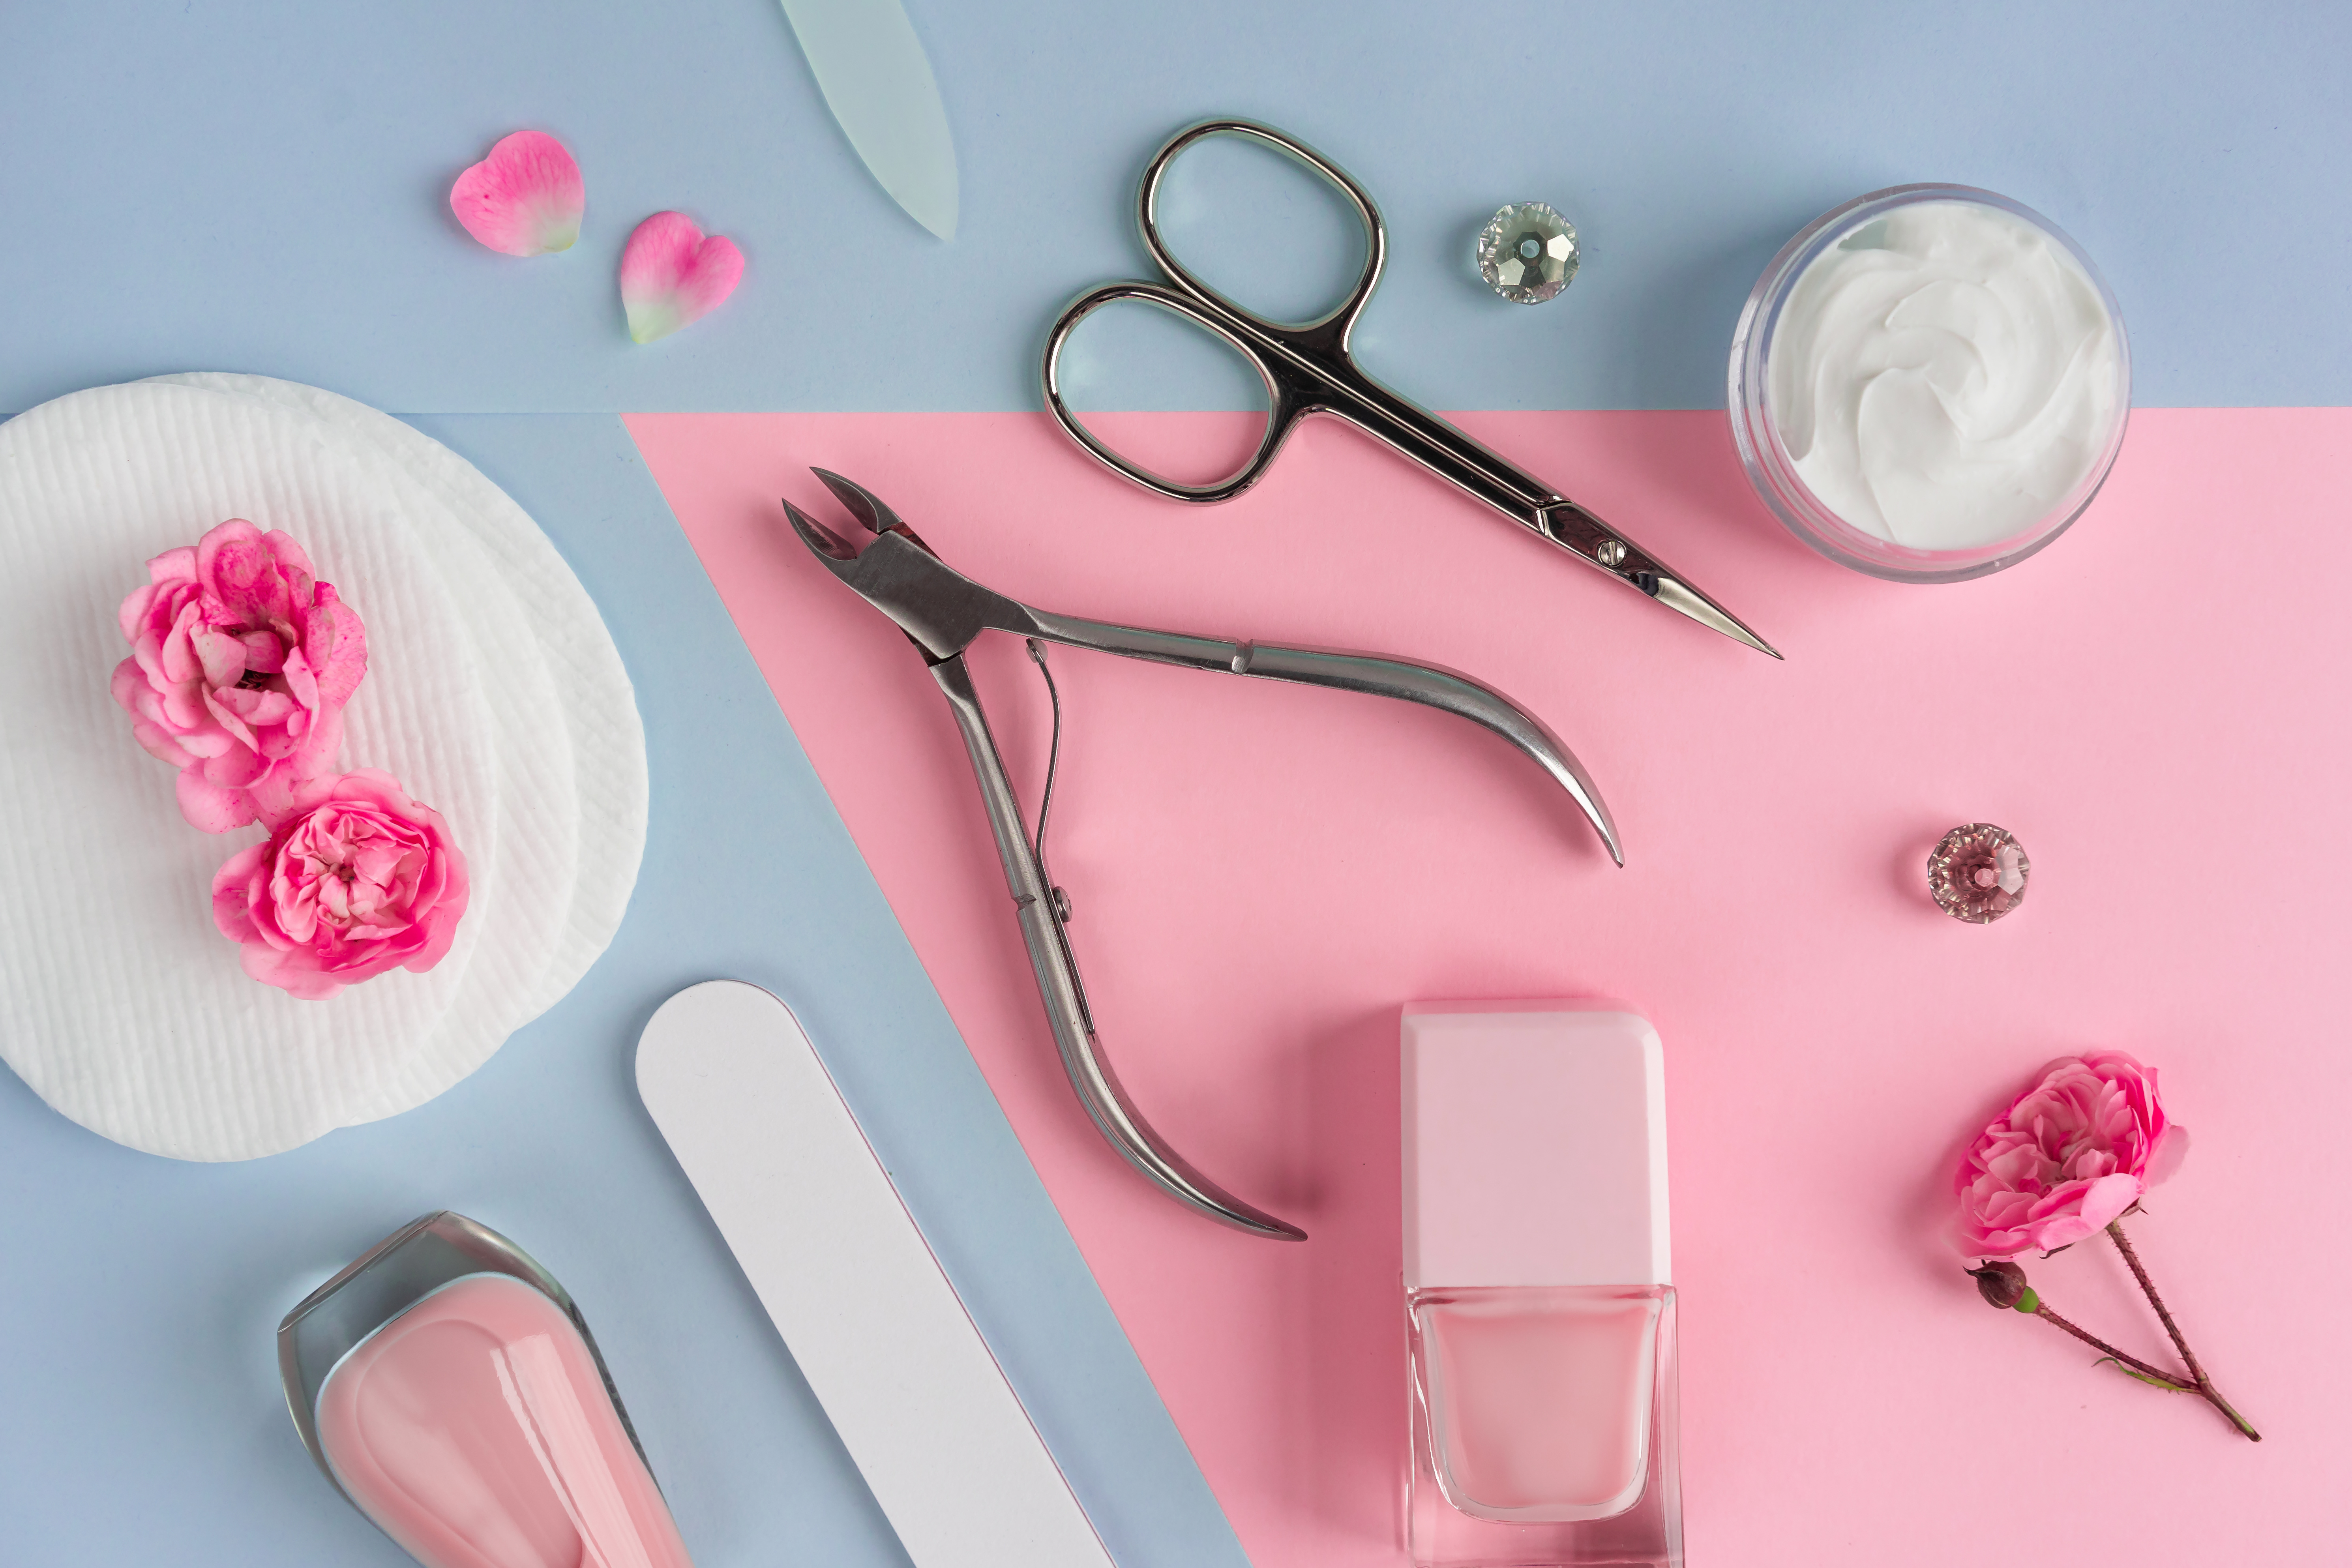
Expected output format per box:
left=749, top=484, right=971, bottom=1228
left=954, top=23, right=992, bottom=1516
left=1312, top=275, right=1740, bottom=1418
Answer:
left=301, top=583, right=367, bottom=710
left=1952, top=1050, right=2176, bottom=1259
left=199, top=518, right=307, bottom=629
left=450, top=131, right=585, bottom=257
left=620, top=211, right=744, bottom=343
left=180, top=768, right=259, bottom=834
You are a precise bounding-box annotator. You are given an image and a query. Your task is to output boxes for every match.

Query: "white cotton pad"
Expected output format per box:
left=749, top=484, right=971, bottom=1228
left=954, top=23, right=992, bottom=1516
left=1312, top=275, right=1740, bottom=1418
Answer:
left=150, top=375, right=647, bottom=1024
left=0, top=382, right=499, bottom=1159
left=0, top=375, right=648, bottom=1158
left=134, top=379, right=575, bottom=1128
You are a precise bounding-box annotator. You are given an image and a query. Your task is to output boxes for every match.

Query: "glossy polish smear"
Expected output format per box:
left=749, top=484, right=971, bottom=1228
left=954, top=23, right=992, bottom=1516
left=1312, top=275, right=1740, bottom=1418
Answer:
left=1768, top=200, right=2123, bottom=551
left=316, top=1274, right=694, bottom=1568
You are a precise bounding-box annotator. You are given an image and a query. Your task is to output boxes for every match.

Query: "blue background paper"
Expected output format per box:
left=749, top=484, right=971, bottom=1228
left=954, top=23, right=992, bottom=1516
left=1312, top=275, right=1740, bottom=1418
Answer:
left=2, top=0, right=2349, bottom=416
left=3, top=3, right=2348, bottom=1564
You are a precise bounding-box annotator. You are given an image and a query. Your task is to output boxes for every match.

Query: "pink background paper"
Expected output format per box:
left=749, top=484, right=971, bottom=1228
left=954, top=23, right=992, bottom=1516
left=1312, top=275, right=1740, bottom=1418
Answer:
left=628, top=407, right=2351, bottom=1566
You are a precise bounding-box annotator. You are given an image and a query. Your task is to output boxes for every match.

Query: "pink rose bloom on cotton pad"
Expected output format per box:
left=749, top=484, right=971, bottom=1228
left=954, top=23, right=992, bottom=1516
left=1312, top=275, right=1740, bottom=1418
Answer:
left=1955, top=1050, right=2183, bottom=1258
left=211, top=769, right=469, bottom=1000
left=112, top=519, right=367, bottom=833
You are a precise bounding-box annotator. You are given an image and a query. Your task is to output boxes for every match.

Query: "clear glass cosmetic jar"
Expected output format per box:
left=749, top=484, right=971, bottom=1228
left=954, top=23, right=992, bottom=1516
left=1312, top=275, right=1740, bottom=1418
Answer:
left=1727, top=184, right=2131, bottom=583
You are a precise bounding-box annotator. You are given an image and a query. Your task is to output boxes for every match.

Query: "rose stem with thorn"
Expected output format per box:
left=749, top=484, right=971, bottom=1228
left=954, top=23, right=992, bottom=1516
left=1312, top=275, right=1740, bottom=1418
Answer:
left=1966, top=1259, right=2259, bottom=1441
left=2105, top=1220, right=2260, bottom=1441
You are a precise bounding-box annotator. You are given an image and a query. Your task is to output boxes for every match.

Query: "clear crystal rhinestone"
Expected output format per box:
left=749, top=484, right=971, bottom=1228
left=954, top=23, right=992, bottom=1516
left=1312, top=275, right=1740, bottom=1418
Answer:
left=1477, top=202, right=1580, bottom=304
left=1927, top=824, right=2030, bottom=923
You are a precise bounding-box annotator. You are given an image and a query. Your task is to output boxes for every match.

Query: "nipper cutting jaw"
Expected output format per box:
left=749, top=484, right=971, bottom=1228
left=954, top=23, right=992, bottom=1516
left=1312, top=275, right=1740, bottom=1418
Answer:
left=785, top=471, right=1028, bottom=662
left=782, top=469, right=1621, bottom=1240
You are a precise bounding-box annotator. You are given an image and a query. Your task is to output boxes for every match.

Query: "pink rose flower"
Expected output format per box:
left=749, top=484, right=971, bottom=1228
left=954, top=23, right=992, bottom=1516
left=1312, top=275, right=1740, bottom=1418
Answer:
left=211, top=770, right=469, bottom=1000
left=112, top=519, right=367, bottom=832
left=1955, top=1051, right=2184, bottom=1259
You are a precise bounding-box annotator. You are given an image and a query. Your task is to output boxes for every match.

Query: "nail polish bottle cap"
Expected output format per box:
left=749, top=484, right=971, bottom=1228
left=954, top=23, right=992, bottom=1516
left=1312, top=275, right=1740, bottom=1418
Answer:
left=1401, top=1002, right=1670, bottom=1290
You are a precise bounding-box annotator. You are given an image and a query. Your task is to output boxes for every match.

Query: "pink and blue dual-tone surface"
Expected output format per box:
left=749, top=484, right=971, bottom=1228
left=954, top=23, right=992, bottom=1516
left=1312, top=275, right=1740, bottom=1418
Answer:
left=6, top=4, right=2351, bottom=1566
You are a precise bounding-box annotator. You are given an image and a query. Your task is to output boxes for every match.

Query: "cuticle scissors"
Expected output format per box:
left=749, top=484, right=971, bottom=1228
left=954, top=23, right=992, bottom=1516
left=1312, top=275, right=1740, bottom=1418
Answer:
left=1042, top=117, right=1779, bottom=659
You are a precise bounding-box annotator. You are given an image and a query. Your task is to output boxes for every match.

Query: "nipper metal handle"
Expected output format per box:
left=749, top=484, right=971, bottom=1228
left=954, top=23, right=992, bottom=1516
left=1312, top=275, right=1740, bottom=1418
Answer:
left=782, top=466, right=1619, bottom=1241
left=1025, top=610, right=1620, bottom=866
left=929, top=652, right=1306, bottom=1240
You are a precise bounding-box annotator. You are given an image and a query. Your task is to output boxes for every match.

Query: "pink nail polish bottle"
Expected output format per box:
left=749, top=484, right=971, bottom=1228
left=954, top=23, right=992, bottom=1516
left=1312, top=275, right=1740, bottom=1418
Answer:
left=280, top=1212, right=696, bottom=1568
left=1402, top=1004, right=1681, bottom=1568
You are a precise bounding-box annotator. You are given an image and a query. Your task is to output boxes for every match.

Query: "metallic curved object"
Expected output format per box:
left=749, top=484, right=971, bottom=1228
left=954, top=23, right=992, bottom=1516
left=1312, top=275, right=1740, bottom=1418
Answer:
left=1041, top=117, right=1777, bottom=659
left=928, top=654, right=1304, bottom=1240
left=783, top=469, right=1618, bottom=1238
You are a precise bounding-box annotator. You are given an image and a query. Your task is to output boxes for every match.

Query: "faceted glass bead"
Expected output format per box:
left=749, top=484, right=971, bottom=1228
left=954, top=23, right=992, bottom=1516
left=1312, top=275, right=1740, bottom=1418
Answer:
left=1927, top=823, right=2029, bottom=923
left=1477, top=202, right=1580, bottom=304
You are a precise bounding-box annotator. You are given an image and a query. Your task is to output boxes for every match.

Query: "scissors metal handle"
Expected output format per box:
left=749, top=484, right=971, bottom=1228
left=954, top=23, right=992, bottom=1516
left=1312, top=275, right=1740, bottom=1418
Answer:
left=1136, top=119, right=1387, bottom=343
left=1044, top=119, right=1555, bottom=523
left=1041, top=119, right=1779, bottom=658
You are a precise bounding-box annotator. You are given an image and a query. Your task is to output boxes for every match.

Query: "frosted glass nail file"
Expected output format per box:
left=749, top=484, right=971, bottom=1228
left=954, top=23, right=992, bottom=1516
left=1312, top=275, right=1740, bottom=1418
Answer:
left=636, top=980, right=1113, bottom=1568
left=777, top=0, right=959, bottom=240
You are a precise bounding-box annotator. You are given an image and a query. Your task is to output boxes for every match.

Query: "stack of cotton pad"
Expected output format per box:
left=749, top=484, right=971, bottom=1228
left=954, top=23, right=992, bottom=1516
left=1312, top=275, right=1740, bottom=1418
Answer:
left=0, top=375, right=647, bottom=1160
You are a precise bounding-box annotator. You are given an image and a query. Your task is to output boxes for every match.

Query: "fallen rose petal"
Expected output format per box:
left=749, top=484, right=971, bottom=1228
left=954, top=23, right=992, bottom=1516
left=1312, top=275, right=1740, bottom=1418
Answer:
left=450, top=130, right=585, bottom=257
left=620, top=210, right=744, bottom=343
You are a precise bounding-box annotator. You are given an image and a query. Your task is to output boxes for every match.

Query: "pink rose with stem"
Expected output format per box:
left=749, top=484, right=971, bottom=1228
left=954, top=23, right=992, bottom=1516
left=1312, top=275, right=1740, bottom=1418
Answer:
left=112, top=519, right=367, bottom=832
left=1954, top=1049, right=2179, bottom=1258
left=1954, top=1053, right=2256, bottom=1441
left=211, top=769, right=469, bottom=1001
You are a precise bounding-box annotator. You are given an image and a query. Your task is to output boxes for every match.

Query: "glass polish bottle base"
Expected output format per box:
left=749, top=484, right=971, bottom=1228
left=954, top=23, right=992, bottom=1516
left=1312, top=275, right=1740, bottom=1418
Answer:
left=1406, top=1286, right=1682, bottom=1568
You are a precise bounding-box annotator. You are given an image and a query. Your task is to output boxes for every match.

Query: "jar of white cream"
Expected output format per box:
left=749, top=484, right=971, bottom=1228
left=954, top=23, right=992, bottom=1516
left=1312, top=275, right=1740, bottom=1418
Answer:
left=1729, top=185, right=2129, bottom=582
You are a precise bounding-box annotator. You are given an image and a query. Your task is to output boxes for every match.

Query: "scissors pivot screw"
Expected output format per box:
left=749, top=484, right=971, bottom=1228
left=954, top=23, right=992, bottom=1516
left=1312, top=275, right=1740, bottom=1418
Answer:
left=1596, top=539, right=1628, bottom=568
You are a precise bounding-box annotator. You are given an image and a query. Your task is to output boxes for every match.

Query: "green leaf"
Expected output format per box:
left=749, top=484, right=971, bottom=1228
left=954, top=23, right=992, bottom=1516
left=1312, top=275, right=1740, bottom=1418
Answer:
left=2093, top=1356, right=2188, bottom=1392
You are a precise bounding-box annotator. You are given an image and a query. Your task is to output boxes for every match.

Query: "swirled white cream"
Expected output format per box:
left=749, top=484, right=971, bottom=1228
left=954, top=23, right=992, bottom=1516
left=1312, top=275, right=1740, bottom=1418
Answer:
left=1768, top=200, right=2122, bottom=551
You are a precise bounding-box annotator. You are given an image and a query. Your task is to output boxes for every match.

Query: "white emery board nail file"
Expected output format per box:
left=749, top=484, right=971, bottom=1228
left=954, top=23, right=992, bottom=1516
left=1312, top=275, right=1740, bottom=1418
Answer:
left=636, top=980, right=1114, bottom=1568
